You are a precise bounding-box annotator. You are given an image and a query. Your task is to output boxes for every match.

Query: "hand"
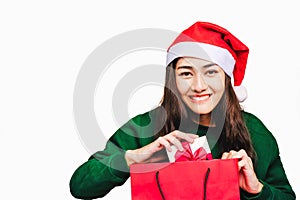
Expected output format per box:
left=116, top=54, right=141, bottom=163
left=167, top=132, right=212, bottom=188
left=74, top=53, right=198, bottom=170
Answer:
left=221, top=149, right=263, bottom=194
left=125, top=130, right=199, bottom=166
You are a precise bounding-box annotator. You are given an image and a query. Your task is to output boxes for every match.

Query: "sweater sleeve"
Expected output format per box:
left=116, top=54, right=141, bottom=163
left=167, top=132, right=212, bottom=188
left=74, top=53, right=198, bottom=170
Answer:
left=69, top=142, right=131, bottom=199
left=240, top=112, right=296, bottom=200
left=69, top=108, right=161, bottom=199
left=69, top=114, right=151, bottom=199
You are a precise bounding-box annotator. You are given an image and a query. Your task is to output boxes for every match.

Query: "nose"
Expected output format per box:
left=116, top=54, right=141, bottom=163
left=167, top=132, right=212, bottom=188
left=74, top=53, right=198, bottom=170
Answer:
left=191, top=74, right=208, bottom=92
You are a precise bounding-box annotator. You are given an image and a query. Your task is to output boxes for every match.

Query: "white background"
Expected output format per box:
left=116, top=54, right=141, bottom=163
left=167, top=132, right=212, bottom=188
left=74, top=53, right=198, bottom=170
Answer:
left=1, top=0, right=299, bottom=199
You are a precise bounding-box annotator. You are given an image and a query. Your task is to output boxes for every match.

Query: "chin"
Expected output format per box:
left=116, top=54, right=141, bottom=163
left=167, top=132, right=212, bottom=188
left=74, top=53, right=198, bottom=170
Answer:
left=189, top=107, right=213, bottom=115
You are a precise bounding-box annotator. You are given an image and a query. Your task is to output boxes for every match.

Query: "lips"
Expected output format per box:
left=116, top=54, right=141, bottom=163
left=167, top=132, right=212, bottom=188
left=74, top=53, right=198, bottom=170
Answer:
left=189, top=94, right=211, bottom=102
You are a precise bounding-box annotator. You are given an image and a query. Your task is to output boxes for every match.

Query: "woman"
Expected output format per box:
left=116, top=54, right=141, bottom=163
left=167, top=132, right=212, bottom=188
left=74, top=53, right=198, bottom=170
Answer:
left=70, top=21, right=296, bottom=199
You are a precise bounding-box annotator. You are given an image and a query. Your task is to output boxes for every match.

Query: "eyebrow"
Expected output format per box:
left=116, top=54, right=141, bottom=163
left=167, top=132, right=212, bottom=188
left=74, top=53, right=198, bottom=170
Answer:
left=176, top=63, right=217, bottom=70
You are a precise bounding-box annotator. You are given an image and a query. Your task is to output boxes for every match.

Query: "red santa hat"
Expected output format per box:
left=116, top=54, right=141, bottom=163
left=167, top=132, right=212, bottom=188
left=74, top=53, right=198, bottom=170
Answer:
left=166, top=21, right=249, bottom=102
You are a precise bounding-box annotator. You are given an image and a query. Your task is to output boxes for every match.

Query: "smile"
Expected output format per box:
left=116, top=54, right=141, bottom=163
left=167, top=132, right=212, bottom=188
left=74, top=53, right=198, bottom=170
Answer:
left=189, top=94, right=211, bottom=103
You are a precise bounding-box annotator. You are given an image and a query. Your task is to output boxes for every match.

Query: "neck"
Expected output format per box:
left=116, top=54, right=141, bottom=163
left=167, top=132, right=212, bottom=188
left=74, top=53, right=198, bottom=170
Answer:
left=189, top=112, right=214, bottom=127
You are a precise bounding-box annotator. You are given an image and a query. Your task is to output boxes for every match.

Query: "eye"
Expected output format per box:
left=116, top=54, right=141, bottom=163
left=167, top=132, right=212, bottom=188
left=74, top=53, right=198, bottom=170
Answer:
left=179, top=71, right=193, bottom=78
left=205, top=70, right=218, bottom=76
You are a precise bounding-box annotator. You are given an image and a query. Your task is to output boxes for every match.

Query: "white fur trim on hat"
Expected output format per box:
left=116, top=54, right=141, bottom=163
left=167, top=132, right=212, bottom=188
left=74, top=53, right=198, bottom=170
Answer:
left=167, top=42, right=236, bottom=78
left=233, top=85, right=248, bottom=102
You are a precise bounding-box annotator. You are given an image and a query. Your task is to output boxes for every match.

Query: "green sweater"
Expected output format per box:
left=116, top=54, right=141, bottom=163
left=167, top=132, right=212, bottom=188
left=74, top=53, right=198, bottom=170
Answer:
left=70, top=107, right=296, bottom=199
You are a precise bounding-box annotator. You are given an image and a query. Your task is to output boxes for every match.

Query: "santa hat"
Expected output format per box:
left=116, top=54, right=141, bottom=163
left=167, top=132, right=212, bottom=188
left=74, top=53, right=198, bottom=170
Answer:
left=166, top=21, right=249, bottom=102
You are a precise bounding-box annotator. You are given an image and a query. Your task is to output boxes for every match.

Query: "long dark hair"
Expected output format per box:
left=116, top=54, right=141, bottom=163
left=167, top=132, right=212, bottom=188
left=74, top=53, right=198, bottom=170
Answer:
left=158, top=59, right=257, bottom=163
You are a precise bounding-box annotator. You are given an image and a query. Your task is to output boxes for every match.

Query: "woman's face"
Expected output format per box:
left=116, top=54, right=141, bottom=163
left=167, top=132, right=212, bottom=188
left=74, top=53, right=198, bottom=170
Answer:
left=175, top=57, right=225, bottom=115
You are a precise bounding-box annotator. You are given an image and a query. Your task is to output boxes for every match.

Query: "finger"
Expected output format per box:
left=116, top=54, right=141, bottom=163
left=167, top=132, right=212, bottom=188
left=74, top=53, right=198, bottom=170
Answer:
left=221, top=152, right=229, bottom=159
left=234, top=149, right=249, bottom=161
left=246, top=156, right=254, bottom=170
left=186, top=133, right=200, bottom=142
left=172, top=130, right=198, bottom=143
left=157, top=137, right=172, bottom=152
left=238, top=156, right=254, bottom=171
left=226, top=150, right=239, bottom=159
left=238, top=158, right=247, bottom=170
left=186, top=133, right=200, bottom=139
left=234, top=149, right=251, bottom=170
left=239, top=150, right=254, bottom=170
left=165, top=135, right=184, bottom=151
left=238, top=149, right=248, bottom=157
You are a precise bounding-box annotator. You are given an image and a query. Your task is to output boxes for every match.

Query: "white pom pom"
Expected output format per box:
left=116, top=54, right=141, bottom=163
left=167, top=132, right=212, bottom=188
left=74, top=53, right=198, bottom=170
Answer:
left=233, top=85, right=248, bottom=102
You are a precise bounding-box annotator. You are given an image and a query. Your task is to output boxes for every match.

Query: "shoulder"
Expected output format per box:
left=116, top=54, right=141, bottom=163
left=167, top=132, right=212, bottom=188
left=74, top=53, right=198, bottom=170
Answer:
left=242, top=111, right=279, bottom=153
left=109, top=107, right=163, bottom=148
left=242, top=111, right=272, bottom=135
left=242, top=111, right=267, bottom=130
left=113, top=106, right=164, bottom=138
left=130, top=106, right=164, bottom=126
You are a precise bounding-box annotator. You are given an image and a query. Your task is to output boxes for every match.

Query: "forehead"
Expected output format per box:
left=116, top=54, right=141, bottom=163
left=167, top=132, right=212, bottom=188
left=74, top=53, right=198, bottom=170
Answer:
left=176, top=57, right=216, bottom=68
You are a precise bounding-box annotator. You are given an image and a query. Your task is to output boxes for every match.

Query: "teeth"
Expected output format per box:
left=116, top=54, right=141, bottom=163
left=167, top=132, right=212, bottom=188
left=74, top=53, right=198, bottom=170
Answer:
left=191, top=95, right=209, bottom=101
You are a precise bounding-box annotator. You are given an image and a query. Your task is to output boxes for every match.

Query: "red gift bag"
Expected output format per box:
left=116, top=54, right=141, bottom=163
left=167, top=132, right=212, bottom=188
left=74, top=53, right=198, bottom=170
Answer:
left=130, top=159, right=240, bottom=200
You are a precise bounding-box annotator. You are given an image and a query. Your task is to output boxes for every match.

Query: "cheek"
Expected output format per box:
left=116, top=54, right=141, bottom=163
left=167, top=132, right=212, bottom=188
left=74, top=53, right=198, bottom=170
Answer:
left=207, top=80, right=225, bottom=91
left=176, top=78, right=191, bottom=94
left=205, top=74, right=225, bottom=92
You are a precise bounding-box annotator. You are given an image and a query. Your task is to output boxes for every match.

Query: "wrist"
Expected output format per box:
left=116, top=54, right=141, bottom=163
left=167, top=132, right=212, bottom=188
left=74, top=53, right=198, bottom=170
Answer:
left=256, top=182, right=264, bottom=193
left=249, top=181, right=263, bottom=194
left=125, top=150, right=136, bottom=166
